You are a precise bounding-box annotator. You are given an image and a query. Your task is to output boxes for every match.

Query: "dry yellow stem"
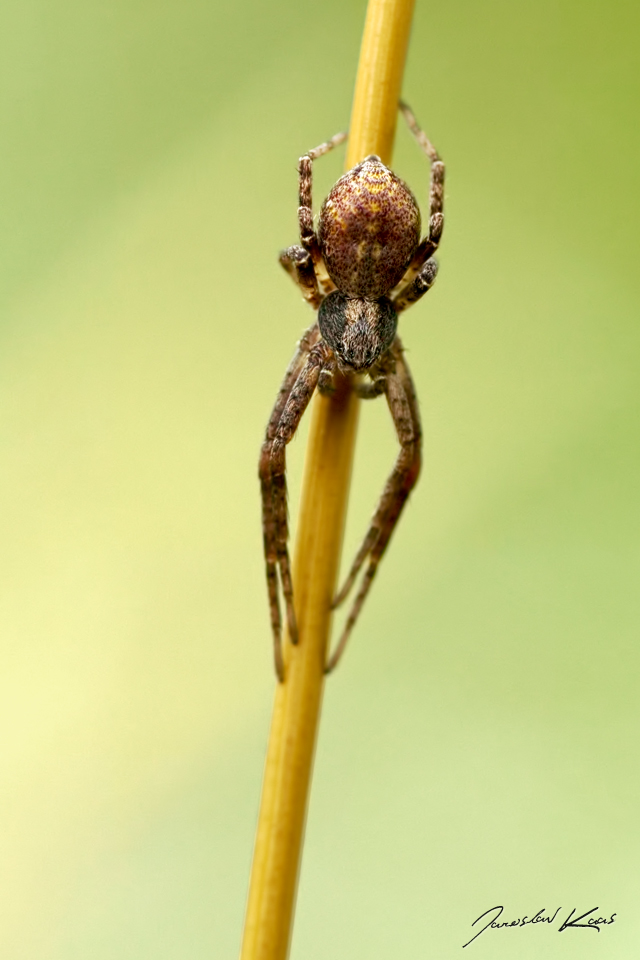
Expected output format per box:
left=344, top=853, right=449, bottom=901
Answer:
left=240, top=2, right=416, bottom=958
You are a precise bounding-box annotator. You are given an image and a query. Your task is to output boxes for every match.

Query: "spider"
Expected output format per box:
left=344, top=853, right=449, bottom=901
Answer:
left=259, top=101, right=445, bottom=681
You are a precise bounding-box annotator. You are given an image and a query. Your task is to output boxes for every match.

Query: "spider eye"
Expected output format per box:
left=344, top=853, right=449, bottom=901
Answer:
left=318, top=292, right=397, bottom=372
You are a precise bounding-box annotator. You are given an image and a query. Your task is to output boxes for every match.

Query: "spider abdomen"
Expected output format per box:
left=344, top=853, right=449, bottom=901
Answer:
left=317, top=156, right=421, bottom=299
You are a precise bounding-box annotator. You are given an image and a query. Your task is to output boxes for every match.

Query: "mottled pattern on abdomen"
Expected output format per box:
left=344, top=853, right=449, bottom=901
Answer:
left=318, top=157, right=421, bottom=299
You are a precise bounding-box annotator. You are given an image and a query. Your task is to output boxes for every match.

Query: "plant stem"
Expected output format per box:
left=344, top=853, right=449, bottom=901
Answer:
left=240, top=2, right=416, bottom=958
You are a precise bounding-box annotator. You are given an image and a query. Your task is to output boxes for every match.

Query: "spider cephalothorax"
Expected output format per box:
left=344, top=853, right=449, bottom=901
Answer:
left=317, top=292, right=397, bottom=371
left=260, top=102, right=445, bottom=680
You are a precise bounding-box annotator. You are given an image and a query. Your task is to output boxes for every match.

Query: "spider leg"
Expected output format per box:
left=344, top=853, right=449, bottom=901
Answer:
left=393, top=257, right=438, bottom=314
left=279, top=245, right=323, bottom=310
left=271, top=341, right=331, bottom=653
left=298, top=130, right=347, bottom=295
left=353, top=373, right=387, bottom=400
left=260, top=334, right=331, bottom=680
left=326, top=337, right=421, bottom=672
left=391, top=102, right=445, bottom=303
left=318, top=354, right=339, bottom=396
left=259, top=323, right=321, bottom=679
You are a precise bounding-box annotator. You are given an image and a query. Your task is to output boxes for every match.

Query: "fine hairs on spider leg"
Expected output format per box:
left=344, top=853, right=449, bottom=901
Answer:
left=260, top=101, right=445, bottom=680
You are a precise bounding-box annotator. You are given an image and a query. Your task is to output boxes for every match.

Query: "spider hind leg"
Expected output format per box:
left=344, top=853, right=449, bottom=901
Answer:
left=391, top=102, right=445, bottom=303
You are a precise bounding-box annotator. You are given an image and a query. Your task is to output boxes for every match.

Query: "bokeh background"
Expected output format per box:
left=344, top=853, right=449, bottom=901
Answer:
left=1, top=0, right=639, bottom=957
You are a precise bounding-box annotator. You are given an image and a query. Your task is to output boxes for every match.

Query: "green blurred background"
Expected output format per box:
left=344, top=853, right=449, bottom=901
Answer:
left=1, top=0, right=639, bottom=957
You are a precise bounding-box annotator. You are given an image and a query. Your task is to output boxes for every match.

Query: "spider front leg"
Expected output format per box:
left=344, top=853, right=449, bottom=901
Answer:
left=326, top=337, right=421, bottom=672
left=259, top=323, right=320, bottom=674
left=259, top=334, right=330, bottom=680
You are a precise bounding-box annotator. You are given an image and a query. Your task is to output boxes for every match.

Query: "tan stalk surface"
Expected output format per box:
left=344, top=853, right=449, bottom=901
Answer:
left=240, top=2, right=416, bottom=958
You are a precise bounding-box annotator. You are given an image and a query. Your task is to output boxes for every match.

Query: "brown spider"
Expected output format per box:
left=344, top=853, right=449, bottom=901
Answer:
left=259, top=101, right=445, bottom=681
